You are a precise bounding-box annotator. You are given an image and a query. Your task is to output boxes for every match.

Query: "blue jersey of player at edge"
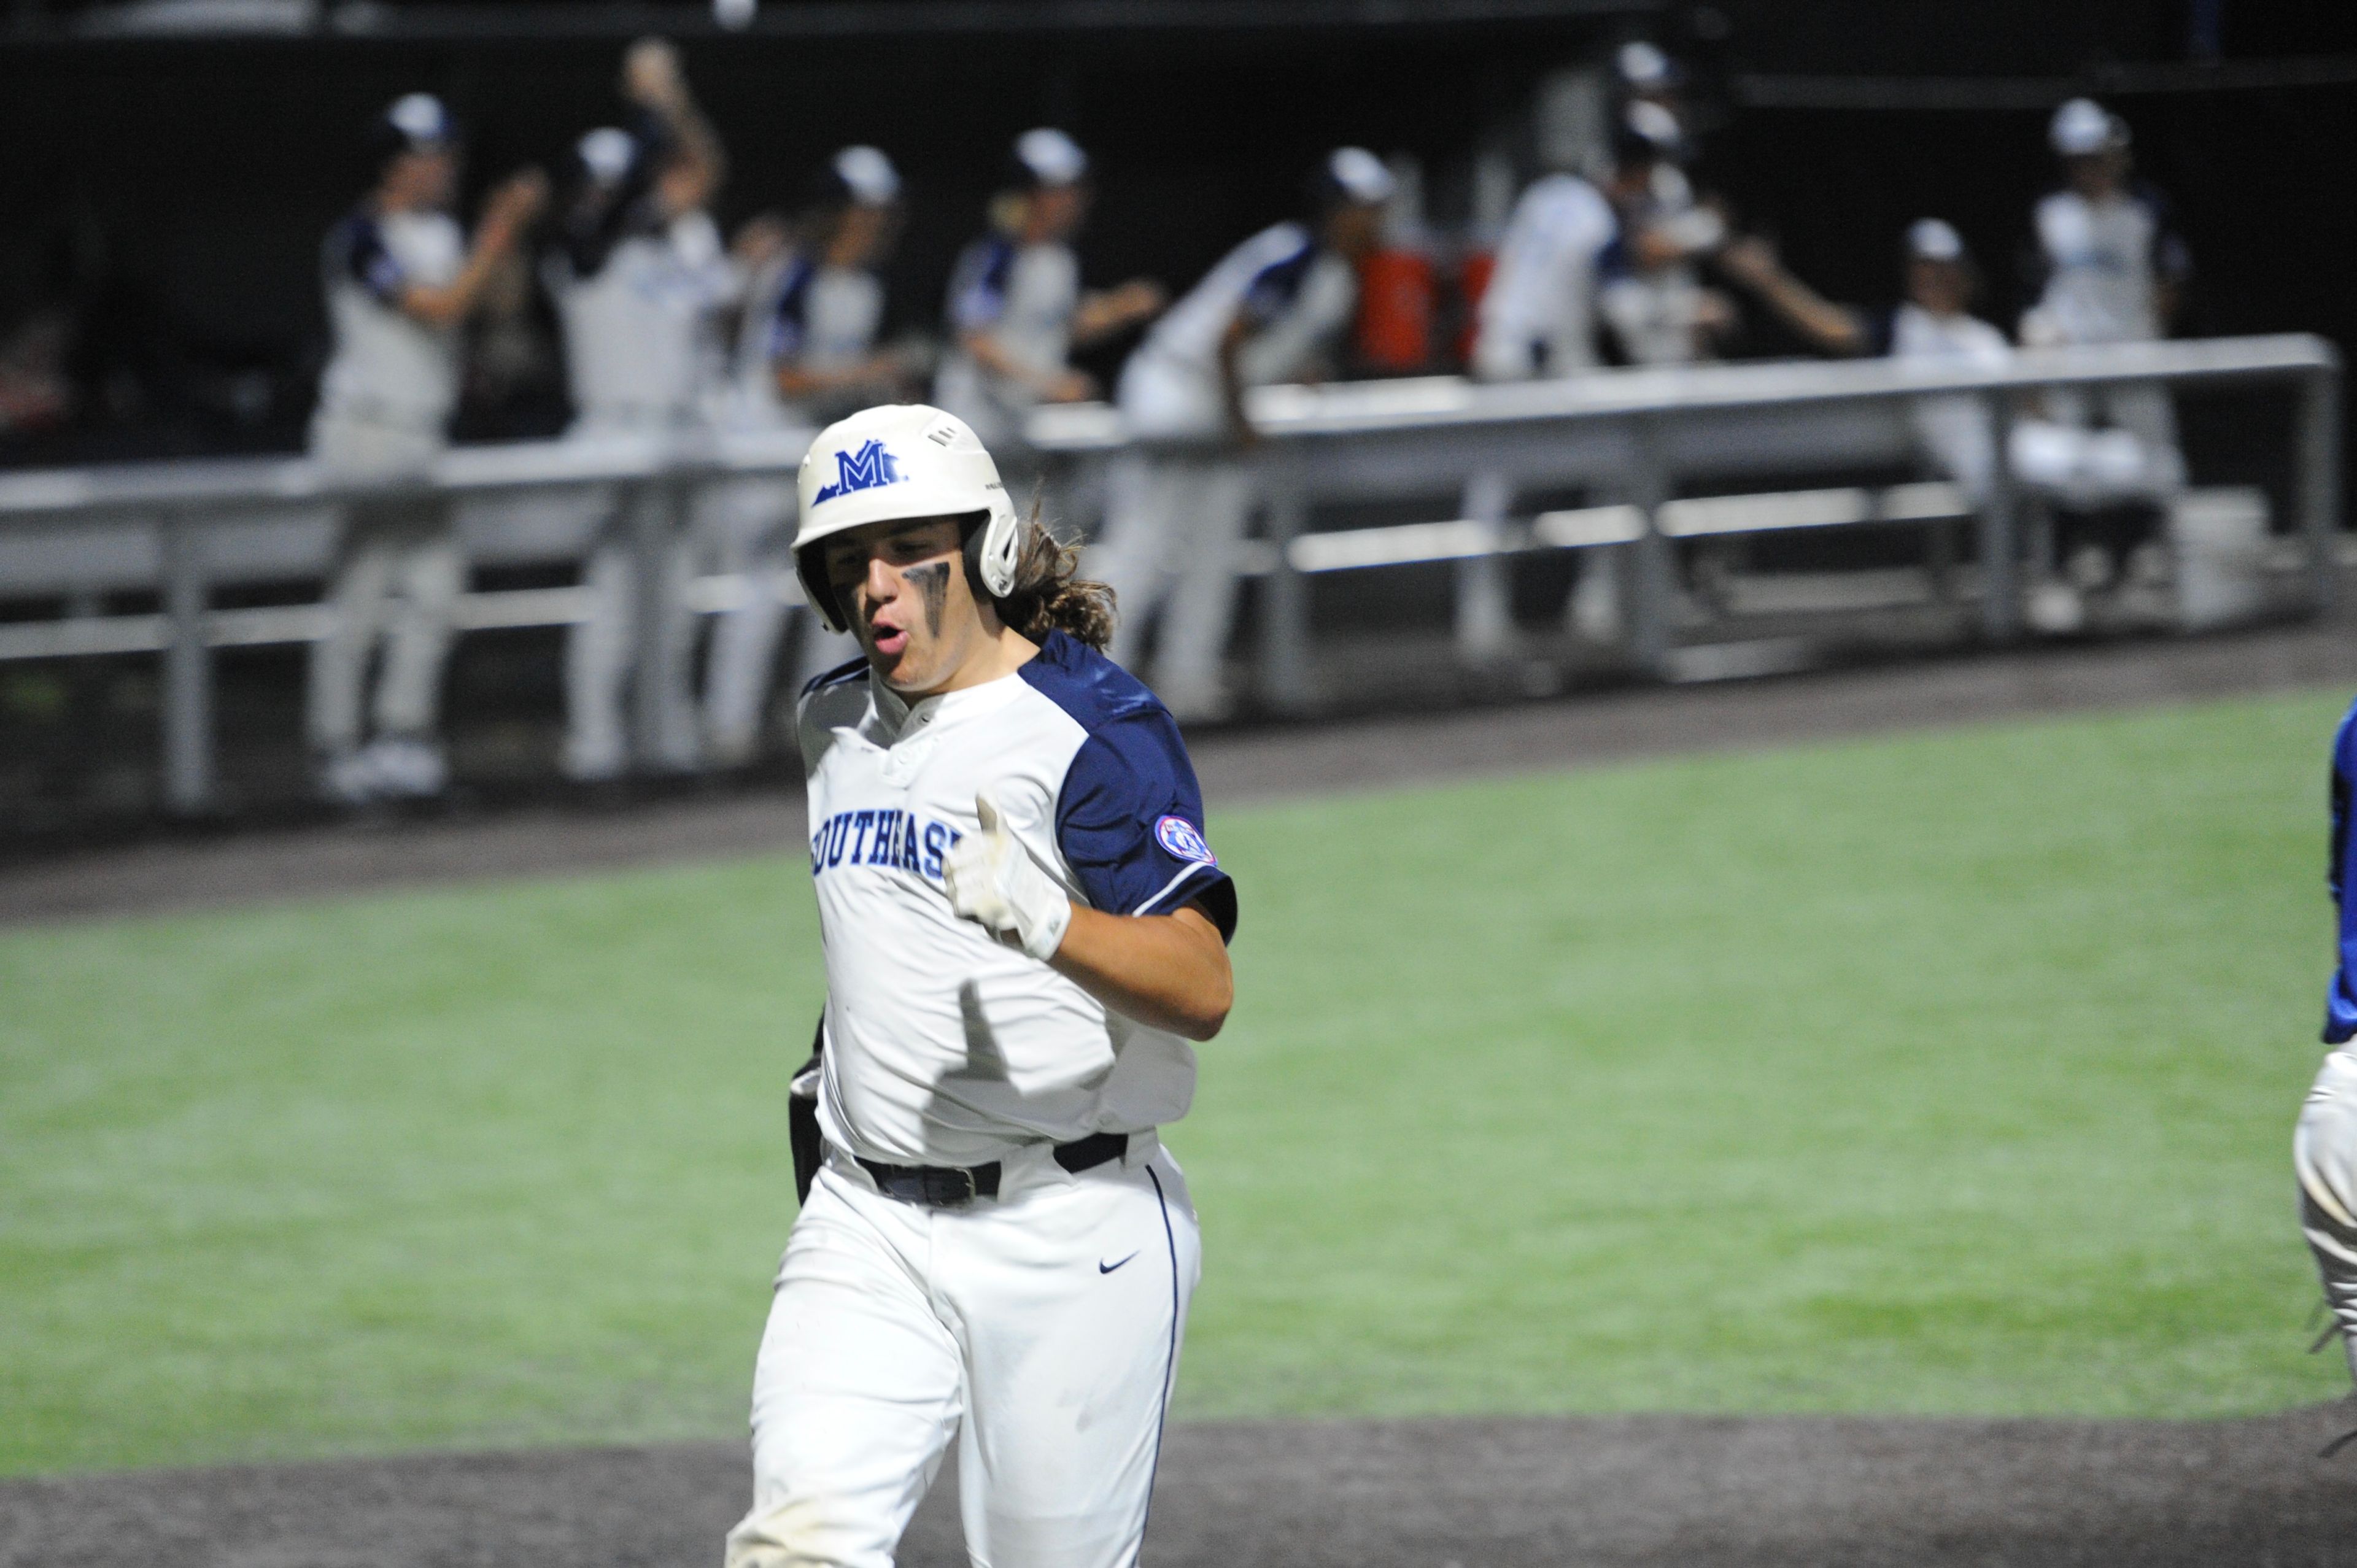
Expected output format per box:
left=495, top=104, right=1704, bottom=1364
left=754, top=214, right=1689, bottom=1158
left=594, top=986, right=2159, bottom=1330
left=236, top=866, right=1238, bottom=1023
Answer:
left=2326, top=695, right=2357, bottom=1043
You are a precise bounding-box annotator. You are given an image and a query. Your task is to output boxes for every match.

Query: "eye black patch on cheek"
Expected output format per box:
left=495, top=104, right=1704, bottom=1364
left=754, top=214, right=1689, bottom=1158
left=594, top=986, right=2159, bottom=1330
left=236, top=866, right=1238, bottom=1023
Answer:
left=906, top=562, right=951, bottom=636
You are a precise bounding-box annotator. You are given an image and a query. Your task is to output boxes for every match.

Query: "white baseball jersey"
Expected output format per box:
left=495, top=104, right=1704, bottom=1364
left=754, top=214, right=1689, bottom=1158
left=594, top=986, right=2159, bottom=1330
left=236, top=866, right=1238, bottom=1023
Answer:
left=1117, top=222, right=1356, bottom=438
left=726, top=247, right=887, bottom=427
left=1597, top=264, right=1714, bottom=366
left=934, top=233, right=1081, bottom=439
left=551, top=208, right=740, bottom=430
left=1472, top=173, right=1617, bottom=380
left=2032, top=187, right=2187, bottom=346
left=1883, top=301, right=2013, bottom=503
left=315, top=207, right=466, bottom=431
left=797, top=631, right=1237, bottom=1168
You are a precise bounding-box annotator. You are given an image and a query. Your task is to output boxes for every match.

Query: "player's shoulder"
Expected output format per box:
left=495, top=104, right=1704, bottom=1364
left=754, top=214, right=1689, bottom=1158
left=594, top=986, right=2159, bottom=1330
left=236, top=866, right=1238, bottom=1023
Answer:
left=797, top=658, right=871, bottom=732
left=323, top=206, right=384, bottom=263
left=956, top=231, right=1016, bottom=279
left=1016, top=631, right=1171, bottom=738
left=1234, top=220, right=1314, bottom=269
left=2336, top=693, right=2357, bottom=774
left=795, top=656, right=874, bottom=769
left=800, top=654, right=871, bottom=705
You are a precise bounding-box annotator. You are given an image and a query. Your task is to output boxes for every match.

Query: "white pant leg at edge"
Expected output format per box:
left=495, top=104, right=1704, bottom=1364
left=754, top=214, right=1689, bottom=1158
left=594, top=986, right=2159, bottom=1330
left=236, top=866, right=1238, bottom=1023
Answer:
left=951, top=1146, right=1199, bottom=1568
left=697, top=476, right=797, bottom=762
left=306, top=412, right=448, bottom=754
left=2296, top=1045, right=2357, bottom=1382
left=729, top=1164, right=967, bottom=1568
left=563, top=539, right=637, bottom=781
left=1151, top=463, right=1253, bottom=716
left=373, top=533, right=464, bottom=738
left=308, top=538, right=397, bottom=755
left=1087, top=454, right=1178, bottom=674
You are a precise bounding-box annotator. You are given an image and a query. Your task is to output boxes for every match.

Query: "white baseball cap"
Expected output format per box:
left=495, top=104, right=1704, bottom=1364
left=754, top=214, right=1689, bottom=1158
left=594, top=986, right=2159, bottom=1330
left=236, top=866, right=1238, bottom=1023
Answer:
left=2049, top=98, right=2124, bottom=156
left=1618, top=99, right=1686, bottom=162
left=385, top=92, right=452, bottom=149
left=792, top=404, right=1018, bottom=631
left=1616, top=41, right=1676, bottom=90
left=1905, top=218, right=1966, bottom=262
left=576, top=126, right=638, bottom=185
left=1014, top=127, right=1089, bottom=188
left=832, top=145, right=902, bottom=206
left=1323, top=146, right=1396, bottom=207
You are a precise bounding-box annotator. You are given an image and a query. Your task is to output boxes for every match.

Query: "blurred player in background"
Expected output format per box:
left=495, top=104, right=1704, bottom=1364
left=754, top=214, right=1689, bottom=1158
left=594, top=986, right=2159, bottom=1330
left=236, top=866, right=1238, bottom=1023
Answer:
left=1595, top=101, right=1734, bottom=368
left=692, top=145, right=909, bottom=766
left=547, top=38, right=748, bottom=781
left=751, top=145, right=912, bottom=426
left=1469, top=117, right=1616, bottom=383
left=933, top=128, right=1165, bottom=460
left=2297, top=694, right=2357, bottom=1407
left=2014, top=98, right=2193, bottom=630
left=1088, top=148, right=1393, bottom=720
left=308, top=93, right=546, bottom=804
left=1717, top=218, right=2013, bottom=503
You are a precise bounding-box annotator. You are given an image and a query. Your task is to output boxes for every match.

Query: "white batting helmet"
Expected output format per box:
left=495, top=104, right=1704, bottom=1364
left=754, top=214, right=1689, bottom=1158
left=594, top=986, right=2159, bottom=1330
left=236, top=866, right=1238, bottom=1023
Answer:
left=792, top=404, right=1023, bottom=633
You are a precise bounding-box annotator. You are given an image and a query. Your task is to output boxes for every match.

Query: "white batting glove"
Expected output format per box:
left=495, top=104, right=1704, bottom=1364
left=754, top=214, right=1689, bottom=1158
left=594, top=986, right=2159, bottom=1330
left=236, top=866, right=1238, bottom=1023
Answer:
left=942, top=792, right=1073, bottom=961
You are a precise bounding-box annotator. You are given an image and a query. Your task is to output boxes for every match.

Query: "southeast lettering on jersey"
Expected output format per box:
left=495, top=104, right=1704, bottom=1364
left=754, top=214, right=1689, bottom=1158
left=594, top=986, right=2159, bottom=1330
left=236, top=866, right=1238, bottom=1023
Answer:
left=812, top=806, right=962, bottom=881
left=812, top=438, right=905, bottom=504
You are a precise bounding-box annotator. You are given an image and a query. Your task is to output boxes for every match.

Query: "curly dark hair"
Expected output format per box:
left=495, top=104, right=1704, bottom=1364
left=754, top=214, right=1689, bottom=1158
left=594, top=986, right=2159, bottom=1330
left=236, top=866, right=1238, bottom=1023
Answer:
left=971, top=502, right=1118, bottom=651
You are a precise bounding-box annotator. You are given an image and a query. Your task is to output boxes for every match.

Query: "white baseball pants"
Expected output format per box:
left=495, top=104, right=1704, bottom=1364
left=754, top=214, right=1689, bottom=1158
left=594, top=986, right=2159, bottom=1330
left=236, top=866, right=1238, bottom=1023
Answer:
left=2297, top=1045, right=2357, bottom=1382
left=305, top=412, right=461, bottom=755
left=1089, top=455, right=1254, bottom=719
left=726, top=1139, right=1199, bottom=1568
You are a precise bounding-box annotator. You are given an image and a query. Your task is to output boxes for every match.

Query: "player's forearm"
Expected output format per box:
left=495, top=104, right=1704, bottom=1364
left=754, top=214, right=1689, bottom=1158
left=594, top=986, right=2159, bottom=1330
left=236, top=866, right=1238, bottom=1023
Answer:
left=403, top=206, right=530, bottom=327
left=403, top=245, right=505, bottom=327
left=1050, top=904, right=1232, bottom=1041
left=961, top=330, right=1043, bottom=390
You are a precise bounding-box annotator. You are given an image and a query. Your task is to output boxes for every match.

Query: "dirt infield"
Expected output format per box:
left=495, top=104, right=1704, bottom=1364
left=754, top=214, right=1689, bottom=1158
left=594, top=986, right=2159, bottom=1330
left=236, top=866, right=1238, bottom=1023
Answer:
left=6, top=1406, right=2356, bottom=1567
left=5, top=614, right=2356, bottom=928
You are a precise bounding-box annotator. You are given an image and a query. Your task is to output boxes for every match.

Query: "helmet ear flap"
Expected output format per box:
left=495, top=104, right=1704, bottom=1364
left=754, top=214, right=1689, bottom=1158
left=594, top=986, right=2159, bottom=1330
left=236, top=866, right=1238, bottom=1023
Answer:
left=795, top=547, right=848, bottom=633
left=963, top=498, right=1025, bottom=606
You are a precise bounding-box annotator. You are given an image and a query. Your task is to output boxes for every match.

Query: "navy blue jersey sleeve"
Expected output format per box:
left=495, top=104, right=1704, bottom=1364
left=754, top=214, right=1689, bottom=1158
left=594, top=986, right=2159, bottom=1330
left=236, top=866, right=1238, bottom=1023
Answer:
left=329, top=215, right=406, bottom=305
left=1055, top=711, right=1237, bottom=943
left=947, top=236, right=1015, bottom=334
left=1239, top=244, right=1317, bottom=330
left=1865, top=307, right=1897, bottom=358
left=766, top=257, right=816, bottom=363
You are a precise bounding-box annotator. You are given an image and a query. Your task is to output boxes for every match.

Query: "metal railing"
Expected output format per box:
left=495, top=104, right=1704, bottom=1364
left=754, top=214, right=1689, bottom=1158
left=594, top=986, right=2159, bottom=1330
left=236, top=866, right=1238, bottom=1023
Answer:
left=0, top=334, right=2338, bottom=813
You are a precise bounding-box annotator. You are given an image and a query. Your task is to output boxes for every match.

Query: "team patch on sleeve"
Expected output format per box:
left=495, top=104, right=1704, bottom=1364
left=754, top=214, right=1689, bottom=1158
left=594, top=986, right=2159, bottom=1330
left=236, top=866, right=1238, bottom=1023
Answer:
left=1155, top=816, right=1216, bottom=866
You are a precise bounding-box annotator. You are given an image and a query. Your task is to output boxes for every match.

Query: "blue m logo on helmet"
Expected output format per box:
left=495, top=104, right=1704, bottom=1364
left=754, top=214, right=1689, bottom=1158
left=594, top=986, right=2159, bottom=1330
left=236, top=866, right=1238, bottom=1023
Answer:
left=813, top=439, right=904, bottom=504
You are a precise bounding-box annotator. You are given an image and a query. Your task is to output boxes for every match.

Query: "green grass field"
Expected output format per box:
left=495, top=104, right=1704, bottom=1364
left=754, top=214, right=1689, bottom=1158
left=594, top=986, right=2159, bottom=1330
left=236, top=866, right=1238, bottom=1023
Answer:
left=2, top=689, right=2348, bottom=1475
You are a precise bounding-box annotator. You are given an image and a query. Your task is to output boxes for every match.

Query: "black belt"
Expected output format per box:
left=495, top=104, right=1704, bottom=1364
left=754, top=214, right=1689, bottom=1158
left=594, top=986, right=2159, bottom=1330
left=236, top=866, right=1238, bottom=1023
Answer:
left=856, top=1130, right=1133, bottom=1208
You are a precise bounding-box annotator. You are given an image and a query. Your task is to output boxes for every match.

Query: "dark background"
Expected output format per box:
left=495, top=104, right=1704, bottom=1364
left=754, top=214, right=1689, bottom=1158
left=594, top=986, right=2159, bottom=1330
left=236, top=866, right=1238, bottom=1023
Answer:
left=2, top=0, right=2355, bottom=466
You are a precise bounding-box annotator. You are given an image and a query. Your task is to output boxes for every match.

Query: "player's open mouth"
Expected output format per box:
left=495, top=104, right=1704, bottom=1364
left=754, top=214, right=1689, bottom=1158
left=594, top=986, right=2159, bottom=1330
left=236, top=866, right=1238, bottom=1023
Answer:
left=868, top=621, right=908, bottom=658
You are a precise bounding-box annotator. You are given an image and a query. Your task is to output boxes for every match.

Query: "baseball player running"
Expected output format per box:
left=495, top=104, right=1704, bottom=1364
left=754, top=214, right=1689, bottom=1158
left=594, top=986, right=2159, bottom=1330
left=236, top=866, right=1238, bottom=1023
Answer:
left=933, top=128, right=1165, bottom=454
left=1087, top=147, right=1393, bottom=719
left=2298, top=693, right=2357, bottom=1407
left=308, top=93, right=545, bottom=803
left=724, top=402, right=1234, bottom=1568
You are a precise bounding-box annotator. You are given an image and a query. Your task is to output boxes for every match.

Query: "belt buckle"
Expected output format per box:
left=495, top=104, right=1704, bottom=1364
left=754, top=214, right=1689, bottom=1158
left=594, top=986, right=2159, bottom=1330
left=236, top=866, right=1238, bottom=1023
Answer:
left=922, top=1166, right=977, bottom=1208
